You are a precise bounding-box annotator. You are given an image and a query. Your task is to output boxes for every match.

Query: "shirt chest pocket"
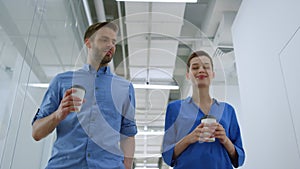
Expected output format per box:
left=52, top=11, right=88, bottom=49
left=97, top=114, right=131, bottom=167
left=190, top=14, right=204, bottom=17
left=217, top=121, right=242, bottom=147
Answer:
left=96, top=89, right=120, bottom=121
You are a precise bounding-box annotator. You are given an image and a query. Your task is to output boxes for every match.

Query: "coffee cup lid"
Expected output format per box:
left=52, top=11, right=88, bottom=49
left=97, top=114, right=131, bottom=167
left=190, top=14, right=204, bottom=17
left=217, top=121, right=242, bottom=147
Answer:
left=201, top=114, right=216, bottom=120
left=71, top=85, right=86, bottom=92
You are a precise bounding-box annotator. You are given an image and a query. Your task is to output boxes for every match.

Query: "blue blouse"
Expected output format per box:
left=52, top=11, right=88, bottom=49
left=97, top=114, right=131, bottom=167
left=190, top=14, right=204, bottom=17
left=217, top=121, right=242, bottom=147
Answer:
left=32, top=65, right=137, bottom=169
left=162, top=97, right=245, bottom=169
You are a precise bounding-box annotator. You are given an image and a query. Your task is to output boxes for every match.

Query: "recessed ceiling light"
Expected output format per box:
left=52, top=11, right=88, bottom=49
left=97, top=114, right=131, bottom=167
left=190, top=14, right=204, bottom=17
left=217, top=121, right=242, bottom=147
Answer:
left=27, top=83, right=180, bottom=90
left=116, top=0, right=197, bottom=3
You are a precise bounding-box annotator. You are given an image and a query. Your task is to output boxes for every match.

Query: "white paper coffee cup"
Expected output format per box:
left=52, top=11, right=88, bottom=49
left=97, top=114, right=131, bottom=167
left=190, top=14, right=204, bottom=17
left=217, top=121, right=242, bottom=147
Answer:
left=201, top=115, right=216, bottom=142
left=71, top=85, right=85, bottom=112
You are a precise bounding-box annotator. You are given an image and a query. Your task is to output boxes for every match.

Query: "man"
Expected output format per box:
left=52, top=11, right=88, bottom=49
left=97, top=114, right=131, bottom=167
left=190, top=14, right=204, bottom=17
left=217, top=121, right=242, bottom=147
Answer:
left=32, top=22, right=137, bottom=169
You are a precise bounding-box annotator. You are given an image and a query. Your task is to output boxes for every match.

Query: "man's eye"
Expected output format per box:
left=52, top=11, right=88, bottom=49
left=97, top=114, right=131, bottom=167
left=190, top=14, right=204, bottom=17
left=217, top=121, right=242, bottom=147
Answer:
left=100, top=38, right=108, bottom=42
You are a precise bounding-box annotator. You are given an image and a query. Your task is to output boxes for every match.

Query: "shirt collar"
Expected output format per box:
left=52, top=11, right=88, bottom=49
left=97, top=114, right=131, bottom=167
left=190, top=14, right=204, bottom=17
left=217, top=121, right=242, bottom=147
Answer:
left=186, top=96, right=220, bottom=105
left=82, top=64, right=111, bottom=74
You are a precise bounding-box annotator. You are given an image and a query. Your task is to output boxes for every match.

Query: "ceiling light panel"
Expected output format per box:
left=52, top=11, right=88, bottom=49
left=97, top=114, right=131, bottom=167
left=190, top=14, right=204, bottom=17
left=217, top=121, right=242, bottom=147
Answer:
left=116, top=0, right=197, bottom=3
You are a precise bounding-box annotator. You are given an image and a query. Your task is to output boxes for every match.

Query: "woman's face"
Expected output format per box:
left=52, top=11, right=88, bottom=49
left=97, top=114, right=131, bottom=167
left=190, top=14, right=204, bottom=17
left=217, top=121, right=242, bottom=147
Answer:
left=187, top=55, right=215, bottom=87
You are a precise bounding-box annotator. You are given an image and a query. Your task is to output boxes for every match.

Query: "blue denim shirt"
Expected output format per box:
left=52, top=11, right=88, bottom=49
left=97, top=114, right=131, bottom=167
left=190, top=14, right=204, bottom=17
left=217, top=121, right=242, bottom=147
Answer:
left=162, top=97, right=245, bottom=169
left=33, top=65, right=137, bottom=169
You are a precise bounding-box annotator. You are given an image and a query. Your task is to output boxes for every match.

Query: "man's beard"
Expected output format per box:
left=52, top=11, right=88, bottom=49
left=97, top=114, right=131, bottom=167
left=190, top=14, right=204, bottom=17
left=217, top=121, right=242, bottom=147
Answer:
left=100, top=55, right=112, bottom=64
left=92, top=47, right=113, bottom=65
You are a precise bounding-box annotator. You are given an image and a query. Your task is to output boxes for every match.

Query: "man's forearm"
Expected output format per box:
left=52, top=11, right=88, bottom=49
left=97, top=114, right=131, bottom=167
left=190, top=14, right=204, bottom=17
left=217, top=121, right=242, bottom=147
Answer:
left=121, top=136, right=135, bottom=169
left=32, top=111, right=60, bottom=141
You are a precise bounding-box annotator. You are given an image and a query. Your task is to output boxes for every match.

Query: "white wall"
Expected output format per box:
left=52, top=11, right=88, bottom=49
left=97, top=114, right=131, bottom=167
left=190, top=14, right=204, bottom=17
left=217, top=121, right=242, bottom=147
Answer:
left=213, top=85, right=242, bottom=119
left=232, top=0, right=300, bottom=168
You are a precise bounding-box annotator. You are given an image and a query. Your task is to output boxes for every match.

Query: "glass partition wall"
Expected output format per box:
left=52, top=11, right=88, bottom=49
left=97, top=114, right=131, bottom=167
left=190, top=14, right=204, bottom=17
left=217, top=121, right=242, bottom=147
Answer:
left=0, top=0, right=87, bottom=168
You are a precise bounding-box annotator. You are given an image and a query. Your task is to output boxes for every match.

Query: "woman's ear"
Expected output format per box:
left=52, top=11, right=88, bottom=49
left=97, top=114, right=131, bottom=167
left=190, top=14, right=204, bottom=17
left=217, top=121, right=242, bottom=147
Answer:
left=186, top=71, right=190, bottom=80
left=212, top=71, right=215, bottom=79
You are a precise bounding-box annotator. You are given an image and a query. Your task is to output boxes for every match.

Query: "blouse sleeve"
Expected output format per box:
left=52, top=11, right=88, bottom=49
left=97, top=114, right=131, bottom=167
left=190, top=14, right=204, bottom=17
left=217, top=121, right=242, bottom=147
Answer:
left=228, top=105, right=245, bottom=167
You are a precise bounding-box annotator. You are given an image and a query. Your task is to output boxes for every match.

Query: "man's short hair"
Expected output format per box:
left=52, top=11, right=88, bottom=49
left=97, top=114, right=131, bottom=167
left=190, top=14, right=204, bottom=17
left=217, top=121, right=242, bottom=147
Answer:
left=83, top=22, right=119, bottom=41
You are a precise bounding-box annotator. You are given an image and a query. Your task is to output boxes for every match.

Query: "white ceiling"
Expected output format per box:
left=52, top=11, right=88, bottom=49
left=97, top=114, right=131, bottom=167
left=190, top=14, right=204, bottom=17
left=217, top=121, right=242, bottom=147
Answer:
left=0, top=0, right=241, bottom=168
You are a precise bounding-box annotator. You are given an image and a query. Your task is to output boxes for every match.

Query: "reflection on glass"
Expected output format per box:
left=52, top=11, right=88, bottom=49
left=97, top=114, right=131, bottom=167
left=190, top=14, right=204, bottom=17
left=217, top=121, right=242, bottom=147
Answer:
left=0, top=0, right=88, bottom=168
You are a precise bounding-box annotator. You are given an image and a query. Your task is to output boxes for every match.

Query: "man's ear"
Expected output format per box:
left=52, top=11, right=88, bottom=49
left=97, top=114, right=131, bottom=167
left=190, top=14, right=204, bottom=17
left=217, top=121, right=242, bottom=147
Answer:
left=85, top=39, right=91, bottom=48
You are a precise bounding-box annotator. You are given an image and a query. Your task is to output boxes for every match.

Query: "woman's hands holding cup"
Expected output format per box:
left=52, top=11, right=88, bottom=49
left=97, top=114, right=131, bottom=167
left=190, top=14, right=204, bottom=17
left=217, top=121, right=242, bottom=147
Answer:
left=187, top=122, right=228, bottom=144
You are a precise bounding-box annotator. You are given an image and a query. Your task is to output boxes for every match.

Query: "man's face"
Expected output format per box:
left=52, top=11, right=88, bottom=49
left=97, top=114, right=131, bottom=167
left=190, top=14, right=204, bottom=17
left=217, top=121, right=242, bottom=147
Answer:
left=90, top=27, right=117, bottom=65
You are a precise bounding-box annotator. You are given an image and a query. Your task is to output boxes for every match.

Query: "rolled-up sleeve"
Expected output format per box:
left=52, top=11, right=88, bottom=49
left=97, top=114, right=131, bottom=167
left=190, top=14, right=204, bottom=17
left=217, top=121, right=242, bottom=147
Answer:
left=120, top=83, right=137, bottom=137
left=31, top=76, right=61, bottom=125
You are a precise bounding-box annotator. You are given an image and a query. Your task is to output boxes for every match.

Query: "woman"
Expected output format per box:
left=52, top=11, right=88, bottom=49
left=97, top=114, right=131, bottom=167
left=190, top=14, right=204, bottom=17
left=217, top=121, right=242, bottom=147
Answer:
left=162, top=50, right=245, bottom=169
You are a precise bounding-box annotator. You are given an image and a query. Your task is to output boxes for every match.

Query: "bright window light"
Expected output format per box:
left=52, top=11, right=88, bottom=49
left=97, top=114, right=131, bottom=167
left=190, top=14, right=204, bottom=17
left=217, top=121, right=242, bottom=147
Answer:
left=27, top=83, right=49, bottom=88
left=137, top=131, right=164, bottom=136
left=116, top=0, right=197, bottom=3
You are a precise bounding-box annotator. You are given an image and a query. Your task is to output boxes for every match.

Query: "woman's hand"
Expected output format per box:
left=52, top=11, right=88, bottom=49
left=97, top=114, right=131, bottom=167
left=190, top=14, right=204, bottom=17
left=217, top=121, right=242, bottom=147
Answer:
left=213, top=123, right=228, bottom=144
left=187, top=123, right=217, bottom=143
left=186, top=123, right=205, bottom=144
